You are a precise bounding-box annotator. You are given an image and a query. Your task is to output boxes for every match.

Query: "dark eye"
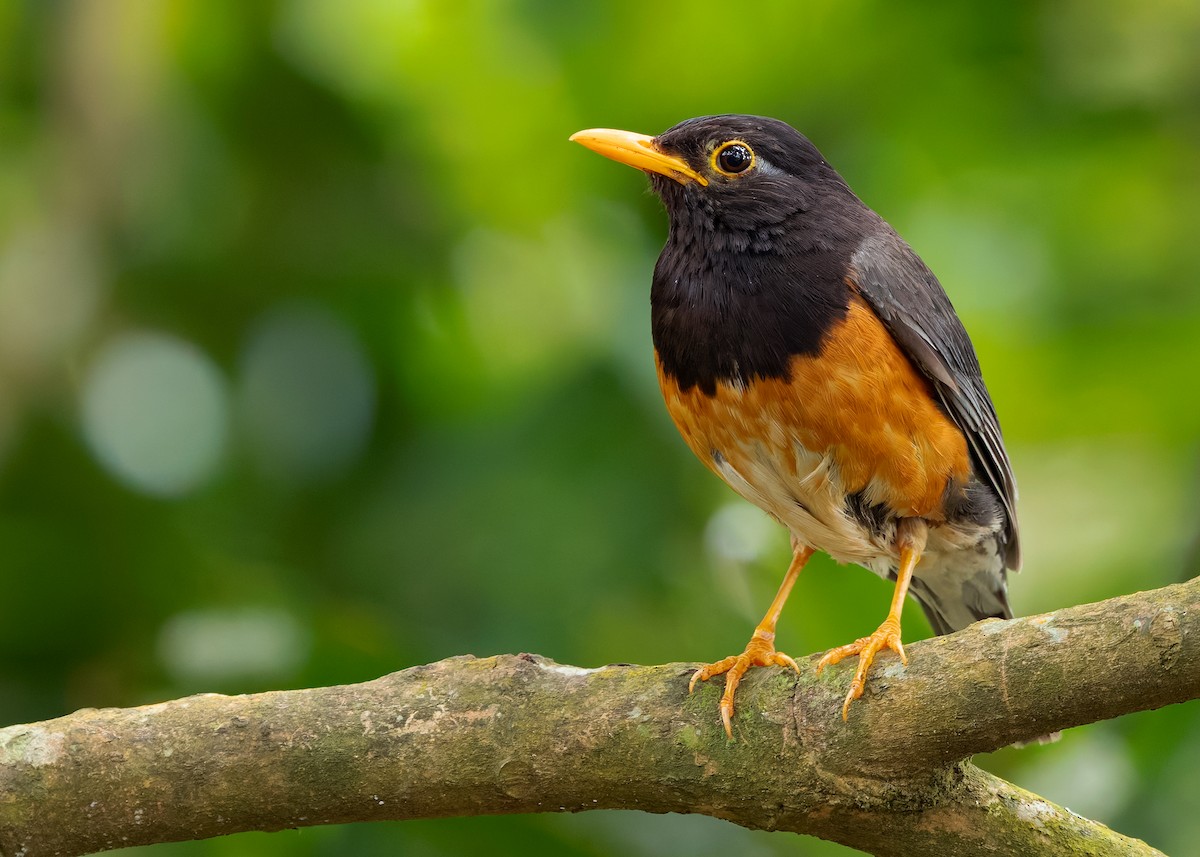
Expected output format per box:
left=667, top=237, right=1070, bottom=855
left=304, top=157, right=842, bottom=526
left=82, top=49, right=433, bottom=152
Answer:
left=715, top=142, right=753, bottom=175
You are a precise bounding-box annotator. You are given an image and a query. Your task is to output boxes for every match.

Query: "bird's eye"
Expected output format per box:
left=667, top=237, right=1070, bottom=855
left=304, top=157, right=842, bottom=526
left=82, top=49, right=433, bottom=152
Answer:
left=713, top=142, right=754, bottom=176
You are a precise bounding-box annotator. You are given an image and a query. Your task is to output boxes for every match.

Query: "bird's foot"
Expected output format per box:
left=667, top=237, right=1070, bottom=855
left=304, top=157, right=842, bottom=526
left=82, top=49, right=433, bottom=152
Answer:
left=688, top=629, right=800, bottom=738
left=816, top=617, right=906, bottom=721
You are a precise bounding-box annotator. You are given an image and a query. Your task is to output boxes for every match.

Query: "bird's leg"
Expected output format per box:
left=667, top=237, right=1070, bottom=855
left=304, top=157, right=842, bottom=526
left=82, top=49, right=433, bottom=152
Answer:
left=689, top=539, right=813, bottom=738
left=816, top=518, right=928, bottom=720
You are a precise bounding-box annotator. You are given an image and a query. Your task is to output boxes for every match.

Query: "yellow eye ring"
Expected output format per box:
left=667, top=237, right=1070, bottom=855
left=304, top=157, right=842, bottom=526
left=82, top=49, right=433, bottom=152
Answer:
left=711, top=141, right=755, bottom=176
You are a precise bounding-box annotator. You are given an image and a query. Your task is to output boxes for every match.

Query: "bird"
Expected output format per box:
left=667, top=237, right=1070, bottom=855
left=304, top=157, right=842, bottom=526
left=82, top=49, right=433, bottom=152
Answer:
left=569, top=115, right=1020, bottom=736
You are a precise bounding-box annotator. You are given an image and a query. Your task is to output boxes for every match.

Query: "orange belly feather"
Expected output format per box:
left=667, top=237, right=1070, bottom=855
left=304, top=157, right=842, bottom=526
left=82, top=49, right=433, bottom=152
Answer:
left=657, top=297, right=970, bottom=552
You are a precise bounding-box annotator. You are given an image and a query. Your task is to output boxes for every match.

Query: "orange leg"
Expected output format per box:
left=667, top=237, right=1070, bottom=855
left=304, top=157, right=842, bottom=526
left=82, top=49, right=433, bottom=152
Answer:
left=689, top=540, right=814, bottom=738
left=816, top=519, right=928, bottom=720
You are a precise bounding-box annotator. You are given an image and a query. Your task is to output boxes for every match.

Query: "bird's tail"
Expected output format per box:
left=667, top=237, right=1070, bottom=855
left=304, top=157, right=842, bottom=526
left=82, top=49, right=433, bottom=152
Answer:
left=908, top=563, right=1012, bottom=636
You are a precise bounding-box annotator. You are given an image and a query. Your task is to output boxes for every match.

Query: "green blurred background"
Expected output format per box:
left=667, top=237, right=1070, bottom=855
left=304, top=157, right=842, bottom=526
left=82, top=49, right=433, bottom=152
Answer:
left=2, top=1, right=1198, bottom=854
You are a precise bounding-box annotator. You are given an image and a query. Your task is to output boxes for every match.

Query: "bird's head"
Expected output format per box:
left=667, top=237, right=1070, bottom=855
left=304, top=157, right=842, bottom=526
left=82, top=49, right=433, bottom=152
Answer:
left=571, top=115, right=854, bottom=243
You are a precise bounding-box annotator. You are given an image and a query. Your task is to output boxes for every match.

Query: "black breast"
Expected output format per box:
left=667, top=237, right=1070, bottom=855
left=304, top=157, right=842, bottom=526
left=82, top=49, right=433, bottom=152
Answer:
left=650, top=217, right=857, bottom=395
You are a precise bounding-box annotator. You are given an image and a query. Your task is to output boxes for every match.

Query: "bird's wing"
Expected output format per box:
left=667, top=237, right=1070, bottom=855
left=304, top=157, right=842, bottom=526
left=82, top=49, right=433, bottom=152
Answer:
left=848, top=229, right=1021, bottom=570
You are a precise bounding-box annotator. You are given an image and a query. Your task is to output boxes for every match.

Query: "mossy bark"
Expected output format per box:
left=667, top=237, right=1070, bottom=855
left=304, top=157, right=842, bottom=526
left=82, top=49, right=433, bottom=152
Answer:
left=2, top=577, right=1195, bottom=857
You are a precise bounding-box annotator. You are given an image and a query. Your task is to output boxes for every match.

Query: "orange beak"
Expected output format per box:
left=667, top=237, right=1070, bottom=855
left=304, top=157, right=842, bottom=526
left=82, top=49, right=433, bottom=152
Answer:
left=569, top=128, right=708, bottom=187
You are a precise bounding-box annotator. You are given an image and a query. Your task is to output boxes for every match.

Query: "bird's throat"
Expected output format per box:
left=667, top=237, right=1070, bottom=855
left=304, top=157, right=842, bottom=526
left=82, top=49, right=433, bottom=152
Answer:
left=650, top=241, right=852, bottom=395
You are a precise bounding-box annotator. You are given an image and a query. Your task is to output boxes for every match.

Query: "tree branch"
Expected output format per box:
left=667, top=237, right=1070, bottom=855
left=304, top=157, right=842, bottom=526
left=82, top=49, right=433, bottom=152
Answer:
left=2, top=577, right=1196, bottom=857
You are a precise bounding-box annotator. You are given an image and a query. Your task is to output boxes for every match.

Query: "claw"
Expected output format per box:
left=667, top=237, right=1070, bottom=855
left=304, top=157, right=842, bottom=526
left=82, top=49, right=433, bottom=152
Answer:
left=690, top=544, right=813, bottom=737
left=816, top=520, right=926, bottom=720
left=688, top=655, right=738, bottom=695
left=816, top=618, right=906, bottom=720
left=775, top=651, right=801, bottom=674
left=690, top=632, right=799, bottom=738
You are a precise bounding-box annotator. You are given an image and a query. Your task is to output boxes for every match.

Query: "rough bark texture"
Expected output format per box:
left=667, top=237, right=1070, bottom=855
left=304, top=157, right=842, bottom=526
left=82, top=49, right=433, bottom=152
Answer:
left=2, top=577, right=1196, bottom=857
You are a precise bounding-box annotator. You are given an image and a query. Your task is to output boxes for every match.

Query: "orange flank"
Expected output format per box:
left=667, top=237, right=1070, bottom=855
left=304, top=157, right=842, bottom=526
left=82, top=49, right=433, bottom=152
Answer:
left=657, top=297, right=970, bottom=523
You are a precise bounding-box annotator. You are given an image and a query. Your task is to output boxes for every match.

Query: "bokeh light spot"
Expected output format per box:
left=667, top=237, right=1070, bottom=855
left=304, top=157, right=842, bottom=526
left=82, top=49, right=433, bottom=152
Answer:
left=705, top=502, right=777, bottom=564
left=703, top=501, right=783, bottom=623
left=157, top=607, right=310, bottom=685
left=81, top=331, right=229, bottom=497
left=237, top=305, right=376, bottom=482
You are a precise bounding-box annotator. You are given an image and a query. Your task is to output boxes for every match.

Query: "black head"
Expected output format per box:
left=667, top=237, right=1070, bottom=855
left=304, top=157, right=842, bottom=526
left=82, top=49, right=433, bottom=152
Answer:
left=570, top=115, right=877, bottom=392
left=650, top=115, right=843, bottom=232
left=572, top=115, right=866, bottom=250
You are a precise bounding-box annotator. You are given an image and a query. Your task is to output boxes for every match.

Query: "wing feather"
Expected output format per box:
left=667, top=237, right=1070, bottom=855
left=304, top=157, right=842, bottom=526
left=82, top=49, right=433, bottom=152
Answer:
left=849, top=230, right=1021, bottom=570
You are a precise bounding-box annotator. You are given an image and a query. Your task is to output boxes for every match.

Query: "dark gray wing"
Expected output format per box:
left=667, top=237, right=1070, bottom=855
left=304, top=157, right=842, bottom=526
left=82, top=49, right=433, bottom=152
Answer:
left=849, top=229, right=1021, bottom=571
